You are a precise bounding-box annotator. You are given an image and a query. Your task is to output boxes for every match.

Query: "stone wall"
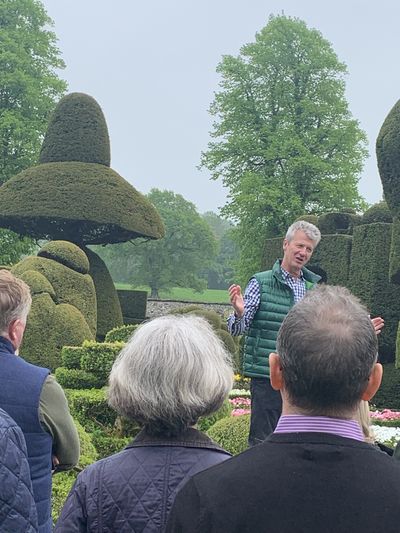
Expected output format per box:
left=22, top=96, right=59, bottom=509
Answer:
left=146, top=299, right=231, bottom=319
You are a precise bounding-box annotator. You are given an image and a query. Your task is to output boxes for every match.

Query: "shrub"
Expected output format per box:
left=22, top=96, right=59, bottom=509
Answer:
left=362, top=201, right=392, bottom=225
left=83, top=246, right=123, bottom=339
left=55, top=368, right=103, bottom=389
left=105, top=324, right=138, bottom=343
left=197, top=399, right=232, bottom=432
left=318, top=211, right=359, bottom=235
left=91, top=431, right=131, bottom=459
left=65, top=388, right=117, bottom=432
left=51, top=419, right=97, bottom=525
left=80, top=340, right=123, bottom=381
left=39, top=240, right=89, bottom=274
left=207, top=414, right=250, bottom=455
left=61, top=346, right=86, bottom=369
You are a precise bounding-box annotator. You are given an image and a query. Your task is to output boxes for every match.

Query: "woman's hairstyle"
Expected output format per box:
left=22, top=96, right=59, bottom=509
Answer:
left=108, top=314, right=233, bottom=436
left=356, top=400, right=375, bottom=444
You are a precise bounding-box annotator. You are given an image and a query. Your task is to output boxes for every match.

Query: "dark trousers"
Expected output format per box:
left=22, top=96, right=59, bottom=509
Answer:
left=249, top=377, right=282, bottom=446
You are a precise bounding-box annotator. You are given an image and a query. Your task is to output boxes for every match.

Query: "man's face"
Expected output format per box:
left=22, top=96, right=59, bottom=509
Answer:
left=282, top=230, right=315, bottom=276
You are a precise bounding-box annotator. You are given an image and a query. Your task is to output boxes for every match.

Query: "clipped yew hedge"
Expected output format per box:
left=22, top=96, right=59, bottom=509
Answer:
left=105, top=324, right=138, bottom=343
left=349, top=223, right=400, bottom=362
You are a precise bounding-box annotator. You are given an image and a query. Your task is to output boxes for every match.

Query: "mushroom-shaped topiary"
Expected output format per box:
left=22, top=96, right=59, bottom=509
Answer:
left=0, top=93, right=165, bottom=335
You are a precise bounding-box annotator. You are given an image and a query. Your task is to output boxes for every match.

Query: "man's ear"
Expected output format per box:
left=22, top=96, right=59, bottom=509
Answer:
left=7, top=319, right=26, bottom=350
left=361, top=363, right=383, bottom=401
left=283, top=238, right=288, bottom=253
left=269, top=353, right=284, bottom=391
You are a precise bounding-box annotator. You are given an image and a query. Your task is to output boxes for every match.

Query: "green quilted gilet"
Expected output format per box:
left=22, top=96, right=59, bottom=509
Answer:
left=243, top=260, right=319, bottom=378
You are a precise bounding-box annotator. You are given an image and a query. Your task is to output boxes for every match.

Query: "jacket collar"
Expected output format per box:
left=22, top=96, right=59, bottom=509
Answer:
left=126, top=426, right=231, bottom=455
left=272, top=259, right=321, bottom=284
left=0, top=336, right=15, bottom=355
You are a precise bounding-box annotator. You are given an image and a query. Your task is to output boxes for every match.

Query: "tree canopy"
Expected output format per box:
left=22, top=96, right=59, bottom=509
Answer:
left=201, top=212, right=237, bottom=289
left=0, top=0, right=66, bottom=263
left=94, top=189, right=218, bottom=298
left=201, top=14, right=368, bottom=282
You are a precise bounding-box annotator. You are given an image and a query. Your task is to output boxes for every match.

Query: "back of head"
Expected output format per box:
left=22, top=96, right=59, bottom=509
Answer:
left=0, top=269, right=32, bottom=335
left=276, top=285, right=377, bottom=417
left=286, top=220, right=321, bottom=246
left=108, top=314, right=233, bottom=436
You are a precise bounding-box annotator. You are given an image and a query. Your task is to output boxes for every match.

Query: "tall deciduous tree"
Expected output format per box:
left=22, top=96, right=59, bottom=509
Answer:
left=202, top=211, right=237, bottom=289
left=96, top=190, right=218, bottom=298
left=201, top=15, right=368, bottom=282
left=0, top=0, right=66, bottom=262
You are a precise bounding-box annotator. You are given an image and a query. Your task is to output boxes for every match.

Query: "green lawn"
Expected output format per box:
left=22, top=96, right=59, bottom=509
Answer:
left=114, top=284, right=229, bottom=304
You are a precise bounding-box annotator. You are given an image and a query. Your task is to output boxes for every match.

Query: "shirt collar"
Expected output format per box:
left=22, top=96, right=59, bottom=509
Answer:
left=275, top=414, right=364, bottom=442
left=280, top=265, right=304, bottom=282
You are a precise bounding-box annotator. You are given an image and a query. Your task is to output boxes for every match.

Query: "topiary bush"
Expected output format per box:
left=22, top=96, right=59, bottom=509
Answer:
left=61, top=346, right=87, bottom=370
left=207, top=414, right=250, bottom=455
left=55, top=368, right=103, bottom=390
left=373, top=364, right=400, bottom=410
left=318, top=211, right=359, bottom=235
left=349, top=223, right=400, bottom=362
left=80, top=340, right=123, bottom=382
left=197, top=399, right=232, bottom=432
left=83, top=246, right=123, bottom=339
left=12, top=241, right=97, bottom=370
left=105, top=324, right=138, bottom=343
left=51, top=419, right=97, bottom=525
left=65, top=388, right=117, bottom=432
left=90, top=431, right=131, bottom=459
left=362, top=201, right=392, bottom=225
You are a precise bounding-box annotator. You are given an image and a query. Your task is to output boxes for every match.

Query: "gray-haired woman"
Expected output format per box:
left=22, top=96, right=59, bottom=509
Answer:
left=55, top=314, right=234, bottom=532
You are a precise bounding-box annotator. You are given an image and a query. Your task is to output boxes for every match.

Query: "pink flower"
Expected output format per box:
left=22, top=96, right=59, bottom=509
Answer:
left=232, top=409, right=251, bottom=416
left=370, top=409, right=400, bottom=420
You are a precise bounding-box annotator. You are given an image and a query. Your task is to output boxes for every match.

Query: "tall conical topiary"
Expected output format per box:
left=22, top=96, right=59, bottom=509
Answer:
left=0, top=92, right=165, bottom=336
left=39, top=92, right=111, bottom=166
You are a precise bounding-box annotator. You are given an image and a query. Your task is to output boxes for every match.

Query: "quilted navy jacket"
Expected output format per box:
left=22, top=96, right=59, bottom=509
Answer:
left=0, top=407, right=38, bottom=532
left=55, top=427, right=231, bottom=532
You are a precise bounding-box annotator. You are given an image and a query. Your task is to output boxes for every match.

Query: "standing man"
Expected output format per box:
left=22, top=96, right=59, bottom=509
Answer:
left=228, top=220, right=321, bottom=445
left=0, top=270, right=79, bottom=532
left=167, top=286, right=399, bottom=533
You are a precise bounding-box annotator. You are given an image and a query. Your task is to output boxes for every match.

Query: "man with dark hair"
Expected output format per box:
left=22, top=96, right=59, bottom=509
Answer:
left=0, top=270, right=79, bottom=532
left=167, top=285, right=400, bottom=533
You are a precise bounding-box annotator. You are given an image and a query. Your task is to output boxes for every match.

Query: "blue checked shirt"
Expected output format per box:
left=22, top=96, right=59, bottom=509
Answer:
left=227, top=267, right=306, bottom=336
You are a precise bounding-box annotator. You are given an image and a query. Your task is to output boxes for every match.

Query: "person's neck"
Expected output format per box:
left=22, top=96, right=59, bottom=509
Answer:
left=281, top=403, right=355, bottom=420
left=281, top=263, right=301, bottom=278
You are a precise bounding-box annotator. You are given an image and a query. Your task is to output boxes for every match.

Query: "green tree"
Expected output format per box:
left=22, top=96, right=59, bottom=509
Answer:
left=0, top=0, right=66, bottom=262
left=201, top=15, right=367, bottom=282
left=97, top=190, right=218, bottom=298
left=201, top=211, right=237, bottom=289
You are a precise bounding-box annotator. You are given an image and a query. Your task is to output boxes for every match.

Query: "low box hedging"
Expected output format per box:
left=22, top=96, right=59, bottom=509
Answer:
left=91, top=430, right=131, bottom=458
left=61, top=346, right=86, bottom=369
left=105, top=324, right=138, bottom=343
left=65, top=388, right=117, bottom=432
left=80, top=340, right=123, bottom=381
left=207, top=414, right=250, bottom=455
left=55, top=367, right=103, bottom=389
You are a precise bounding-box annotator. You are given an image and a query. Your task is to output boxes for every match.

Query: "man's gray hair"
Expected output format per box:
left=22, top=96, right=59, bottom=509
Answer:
left=0, top=270, right=32, bottom=334
left=276, top=285, right=378, bottom=416
left=286, top=220, right=321, bottom=246
left=108, top=314, right=234, bottom=436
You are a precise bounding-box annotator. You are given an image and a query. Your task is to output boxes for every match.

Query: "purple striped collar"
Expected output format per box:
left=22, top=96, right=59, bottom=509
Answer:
left=275, top=414, right=364, bottom=442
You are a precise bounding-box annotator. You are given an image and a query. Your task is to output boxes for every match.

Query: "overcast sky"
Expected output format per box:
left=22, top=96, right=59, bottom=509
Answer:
left=41, top=0, right=400, bottom=214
